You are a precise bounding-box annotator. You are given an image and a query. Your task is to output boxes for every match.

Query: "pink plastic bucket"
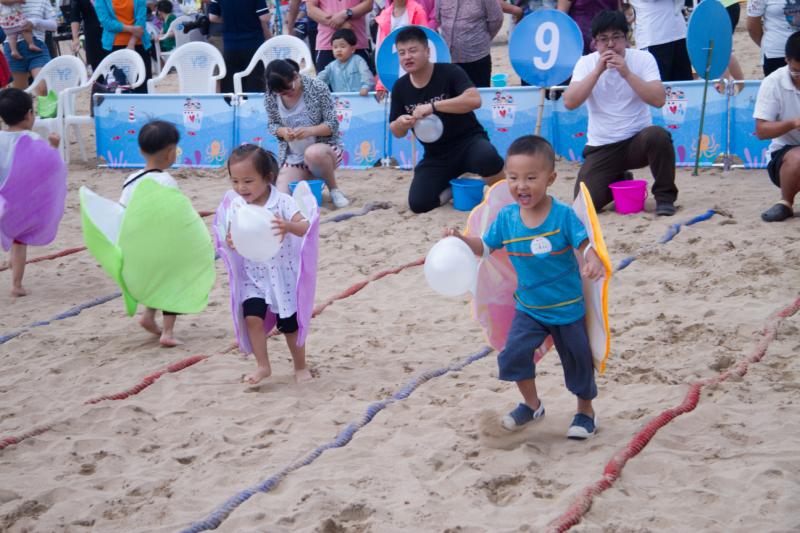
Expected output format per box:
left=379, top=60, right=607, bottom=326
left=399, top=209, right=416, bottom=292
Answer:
left=609, top=179, right=648, bottom=214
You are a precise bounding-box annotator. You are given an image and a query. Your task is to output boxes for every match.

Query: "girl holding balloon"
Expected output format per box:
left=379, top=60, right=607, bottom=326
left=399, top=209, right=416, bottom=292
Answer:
left=222, top=144, right=313, bottom=385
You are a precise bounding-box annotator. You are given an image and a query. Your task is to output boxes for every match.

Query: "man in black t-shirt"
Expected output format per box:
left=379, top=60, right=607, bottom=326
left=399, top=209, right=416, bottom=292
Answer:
left=208, top=0, right=272, bottom=93
left=389, top=26, right=504, bottom=214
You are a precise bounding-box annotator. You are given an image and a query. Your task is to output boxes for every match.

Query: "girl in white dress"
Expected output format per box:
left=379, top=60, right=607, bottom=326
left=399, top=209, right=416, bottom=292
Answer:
left=224, top=145, right=312, bottom=385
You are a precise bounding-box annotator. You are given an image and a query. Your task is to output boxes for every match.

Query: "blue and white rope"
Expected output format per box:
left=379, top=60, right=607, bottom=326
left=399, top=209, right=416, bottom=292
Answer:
left=181, top=346, right=492, bottom=533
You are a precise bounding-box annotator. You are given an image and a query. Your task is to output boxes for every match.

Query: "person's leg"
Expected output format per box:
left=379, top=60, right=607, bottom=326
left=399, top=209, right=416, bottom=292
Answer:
left=10, top=241, right=26, bottom=296
left=220, top=49, right=242, bottom=93
left=315, top=49, right=334, bottom=74
left=644, top=41, right=673, bottom=82
left=575, top=140, right=631, bottom=210
left=277, top=314, right=311, bottom=382
left=763, top=145, right=799, bottom=221
left=243, top=57, right=265, bottom=93
left=407, top=155, right=458, bottom=213
left=624, top=126, right=678, bottom=211
left=303, top=143, right=349, bottom=206
left=763, top=57, right=787, bottom=77
left=498, top=310, right=550, bottom=430
left=670, top=39, right=694, bottom=82
left=8, top=32, right=22, bottom=59
left=140, top=307, right=160, bottom=335
left=549, top=319, right=597, bottom=438
left=461, top=134, right=506, bottom=185
left=22, top=29, right=40, bottom=52
left=4, top=40, right=32, bottom=90
left=276, top=164, right=314, bottom=194
left=243, top=298, right=272, bottom=384
left=455, top=54, right=492, bottom=88
left=160, top=312, right=182, bottom=347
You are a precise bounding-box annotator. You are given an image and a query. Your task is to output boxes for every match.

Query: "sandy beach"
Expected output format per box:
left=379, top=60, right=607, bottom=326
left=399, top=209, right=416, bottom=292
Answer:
left=1, top=14, right=798, bottom=533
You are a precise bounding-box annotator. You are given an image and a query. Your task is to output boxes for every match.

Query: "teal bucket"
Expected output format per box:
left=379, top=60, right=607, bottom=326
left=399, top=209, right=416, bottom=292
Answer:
left=450, top=178, right=485, bottom=211
left=491, top=73, right=508, bottom=87
left=289, top=179, right=324, bottom=206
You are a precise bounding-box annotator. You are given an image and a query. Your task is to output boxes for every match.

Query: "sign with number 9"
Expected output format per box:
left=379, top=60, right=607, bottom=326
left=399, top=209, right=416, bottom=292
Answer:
left=509, top=10, right=583, bottom=87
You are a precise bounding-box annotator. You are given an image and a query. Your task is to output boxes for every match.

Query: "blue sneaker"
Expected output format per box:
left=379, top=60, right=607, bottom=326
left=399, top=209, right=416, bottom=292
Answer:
left=501, top=401, right=545, bottom=431
left=567, top=413, right=597, bottom=440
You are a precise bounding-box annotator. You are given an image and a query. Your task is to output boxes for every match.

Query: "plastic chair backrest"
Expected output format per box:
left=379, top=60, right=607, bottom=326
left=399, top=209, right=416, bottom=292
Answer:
left=171, top=14, right=202, bottom=49
left=28, top=55, right=88, bottom=115
left=260, top=35, right=314, bottom=74
left=154, top=41, right=225, bottom=93
left=91, top=49, right=147, bottom=90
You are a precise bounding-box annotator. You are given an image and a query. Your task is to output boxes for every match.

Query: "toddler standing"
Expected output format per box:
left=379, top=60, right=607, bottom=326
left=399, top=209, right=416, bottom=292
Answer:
left=446, top=135, right=605, bottom=439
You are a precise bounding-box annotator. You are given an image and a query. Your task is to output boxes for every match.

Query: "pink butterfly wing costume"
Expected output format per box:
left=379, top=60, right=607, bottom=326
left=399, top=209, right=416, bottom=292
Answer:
left=214, top=185, right=320, bottom=354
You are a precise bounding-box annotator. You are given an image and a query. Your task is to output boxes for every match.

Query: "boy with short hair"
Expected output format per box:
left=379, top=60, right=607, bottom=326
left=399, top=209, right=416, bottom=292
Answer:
left=120, top=119, right=183, bottom=346
left=446, top=135, right=604, bottom=439
left=0, top=87, right=60, bottom=297
left=317, top=28, right=374, bottom=96
left=156, top=0, right=177, bottom=52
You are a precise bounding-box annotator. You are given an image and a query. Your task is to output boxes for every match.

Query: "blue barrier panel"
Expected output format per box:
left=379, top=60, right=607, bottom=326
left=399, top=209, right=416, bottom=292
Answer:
left=476, top=86, right=551, bottom=157
left=234, top=93, right=280, bottom=157
left=550, top=89, right=589, bottom=162
left=652, top=80, right=727, bottom=167
left=729, top=81, right=770, bottom=168
left=94, top=94, right=235, bottom=168
left=331, top=93, right=386, bottom=169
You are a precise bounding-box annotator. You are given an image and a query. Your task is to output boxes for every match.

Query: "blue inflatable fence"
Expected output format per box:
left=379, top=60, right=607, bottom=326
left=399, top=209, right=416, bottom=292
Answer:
left=94, top=80, right=769, bottom=170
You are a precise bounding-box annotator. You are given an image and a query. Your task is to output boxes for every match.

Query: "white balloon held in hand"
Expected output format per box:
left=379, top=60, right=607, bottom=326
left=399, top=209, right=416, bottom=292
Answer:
left=425, top=236, right=478, bottom=297
left=230, top=204, right=281, bottom=262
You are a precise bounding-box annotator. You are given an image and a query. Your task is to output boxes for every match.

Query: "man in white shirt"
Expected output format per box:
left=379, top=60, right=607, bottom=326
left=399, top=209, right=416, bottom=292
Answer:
left=752, top=30, right=800, bottom=222
left=564, top=10, right=678, bottom=216
left=629, top=0, right=691, bottom=82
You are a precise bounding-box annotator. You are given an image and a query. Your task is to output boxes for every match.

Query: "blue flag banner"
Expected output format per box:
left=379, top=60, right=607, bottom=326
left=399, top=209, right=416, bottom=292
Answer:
left=475, top=87, right=553, bottom=158
left=550, top=88, right=589, bottom=163
left=94, top=94, right=235, bottom=168
left=729, top=81, right=770, bottom=168
left=234, top=93, right=281, bottom=158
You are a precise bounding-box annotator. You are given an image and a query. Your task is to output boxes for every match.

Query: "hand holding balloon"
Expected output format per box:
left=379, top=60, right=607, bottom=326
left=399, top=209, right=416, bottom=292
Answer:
left=442, top=227, right=486, bottom=257
left=230, top=204, right=282, bottom=262
left=272, top=212, right=310, bottom=238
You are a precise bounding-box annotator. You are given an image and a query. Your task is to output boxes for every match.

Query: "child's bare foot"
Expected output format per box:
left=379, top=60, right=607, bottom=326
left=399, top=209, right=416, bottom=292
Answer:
left=159, top=334, right=183, bottom=347
left=11, top=51, right=22, bottom=60
left=294, top=367, right=312, bottom=383
left=11, top=286, right=27, bottom=297
left=139, top=316, right=161, bottom=335
left=245, top=365, right=272, bottom=385
left=28, top=44, right=42, bottom=53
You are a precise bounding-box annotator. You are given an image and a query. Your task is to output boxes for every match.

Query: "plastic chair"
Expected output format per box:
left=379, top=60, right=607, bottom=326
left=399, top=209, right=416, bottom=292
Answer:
left=147, top=41, right=226, bottom=94
left=61, top=49, right=146, bottom=163
left=233, top=35, right=313, bottom=94
left=25, top=55, right=88, bottom=157
left=146, top=21, right=162, bottom=75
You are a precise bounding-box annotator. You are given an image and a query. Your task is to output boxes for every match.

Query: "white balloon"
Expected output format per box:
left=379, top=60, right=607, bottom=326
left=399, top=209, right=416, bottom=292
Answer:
left=230, top=204, right=281, bottom=262
left=413, top=114, right=443, bottom=143
left=424, top=236, right=478, bottom=297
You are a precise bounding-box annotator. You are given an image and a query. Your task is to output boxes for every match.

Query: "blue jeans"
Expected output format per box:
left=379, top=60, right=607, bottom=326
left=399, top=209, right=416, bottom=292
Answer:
left=4, top=37, right=51, bottom=75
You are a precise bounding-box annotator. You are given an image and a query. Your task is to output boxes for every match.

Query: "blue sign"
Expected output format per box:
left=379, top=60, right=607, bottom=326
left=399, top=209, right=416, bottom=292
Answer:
left=509, top=10, right=583, bottom=87
left=687, top=0, right=732, bottom=80
left=375, top=25, right=451, bottom=91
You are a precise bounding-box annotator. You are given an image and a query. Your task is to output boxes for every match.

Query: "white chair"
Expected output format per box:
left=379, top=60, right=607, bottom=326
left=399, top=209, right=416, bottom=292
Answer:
left=233, top=35, right=313, bottom=94
left=147, top=41, right=225, bottom=94
left=61, top=49, right=147, bottom=163
left=25, top=55, right=88, bottom=157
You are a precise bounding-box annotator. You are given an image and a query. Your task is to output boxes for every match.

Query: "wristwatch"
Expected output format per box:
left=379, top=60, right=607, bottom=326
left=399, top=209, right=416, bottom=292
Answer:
left=346, top=8, right=353, bottom=19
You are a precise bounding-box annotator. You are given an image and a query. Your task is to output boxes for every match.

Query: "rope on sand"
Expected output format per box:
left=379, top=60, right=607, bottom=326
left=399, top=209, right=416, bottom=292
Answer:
left=0, top=292, right=122, bottom=345
left=615, top=209, right=718, bottom=271
left=84, top=355, right=209, bottom=404
left=0, top=211, right=216, bottom=273
left=320, top=201, right=392, bottom=224
left=181, top=346, right=493, bottom=533
left=546, top=295, right=800, bottom=533
left=0, top=424, right=54, bottom=451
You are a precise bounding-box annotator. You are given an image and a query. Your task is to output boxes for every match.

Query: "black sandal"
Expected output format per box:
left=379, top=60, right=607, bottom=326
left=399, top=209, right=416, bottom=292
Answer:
left=761, top=203, right=793, bottom=222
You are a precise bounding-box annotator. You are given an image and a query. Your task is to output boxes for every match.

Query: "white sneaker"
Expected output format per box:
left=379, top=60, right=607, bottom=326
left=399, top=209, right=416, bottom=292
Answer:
left=330, top=188, right=350, bottom=208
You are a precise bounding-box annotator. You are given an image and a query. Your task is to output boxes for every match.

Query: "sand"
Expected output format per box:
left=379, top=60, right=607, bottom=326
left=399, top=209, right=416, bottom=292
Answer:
left=1, top=15, right=799, bottom=533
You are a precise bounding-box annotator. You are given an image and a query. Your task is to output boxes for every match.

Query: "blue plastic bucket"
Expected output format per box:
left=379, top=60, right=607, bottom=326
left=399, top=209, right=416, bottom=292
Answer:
left=450, top=178, right=485, bottom=211
left=491, top=73, right=508, bottom=87
left=289, top=179, right=324, bottom=206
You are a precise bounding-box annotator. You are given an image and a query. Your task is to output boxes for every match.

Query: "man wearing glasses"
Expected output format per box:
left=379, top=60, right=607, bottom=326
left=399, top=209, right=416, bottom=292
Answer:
left=564, top=10, right=678, bottom=216
left=753, top=31, right=800, bottom=222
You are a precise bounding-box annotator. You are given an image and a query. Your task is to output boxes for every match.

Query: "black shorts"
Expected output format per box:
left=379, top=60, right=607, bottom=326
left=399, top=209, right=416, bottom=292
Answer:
left=242, top=298, right=299, bottom=333
left=767, top=145, right=798, bottom=187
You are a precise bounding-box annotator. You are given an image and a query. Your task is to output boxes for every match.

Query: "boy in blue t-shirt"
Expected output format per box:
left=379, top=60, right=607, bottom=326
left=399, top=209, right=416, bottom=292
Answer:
left=446, top=135, right=604, bottom=439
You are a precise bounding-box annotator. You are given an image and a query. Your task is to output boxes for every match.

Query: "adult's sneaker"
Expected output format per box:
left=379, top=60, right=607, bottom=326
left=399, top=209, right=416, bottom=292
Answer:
left=330, top=188, right=350, bottom=208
